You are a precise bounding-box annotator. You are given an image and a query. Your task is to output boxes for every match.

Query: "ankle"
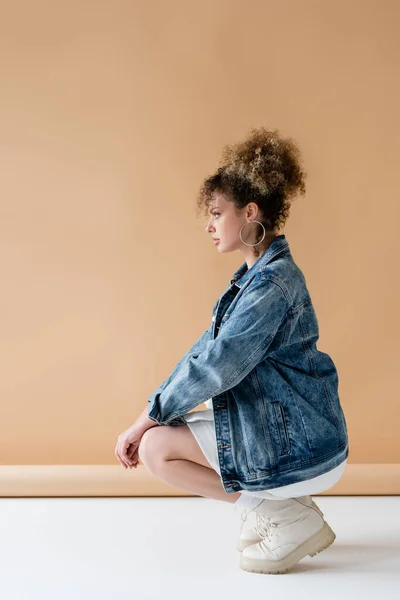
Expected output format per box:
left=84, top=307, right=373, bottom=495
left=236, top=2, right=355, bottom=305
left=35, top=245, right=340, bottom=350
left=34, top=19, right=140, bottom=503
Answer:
left=234, top=494, right=264, bottom=511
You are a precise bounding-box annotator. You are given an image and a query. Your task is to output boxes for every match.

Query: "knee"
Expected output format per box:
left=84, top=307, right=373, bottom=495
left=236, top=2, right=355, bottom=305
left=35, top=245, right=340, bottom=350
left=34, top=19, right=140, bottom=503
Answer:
left=138, top=427, right=166, bottom=472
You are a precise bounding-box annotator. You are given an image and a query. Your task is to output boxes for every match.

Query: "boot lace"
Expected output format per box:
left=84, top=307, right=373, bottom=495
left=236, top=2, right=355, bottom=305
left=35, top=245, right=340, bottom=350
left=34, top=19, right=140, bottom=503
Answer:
left=237, top=507, right=278, bottom=542
left=255, top=514, right=278, bottom=542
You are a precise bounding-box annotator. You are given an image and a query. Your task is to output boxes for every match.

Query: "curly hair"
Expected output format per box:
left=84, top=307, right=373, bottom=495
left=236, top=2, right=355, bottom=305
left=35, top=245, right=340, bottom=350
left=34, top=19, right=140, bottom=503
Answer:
left=196, top=127, right=307, bottom=258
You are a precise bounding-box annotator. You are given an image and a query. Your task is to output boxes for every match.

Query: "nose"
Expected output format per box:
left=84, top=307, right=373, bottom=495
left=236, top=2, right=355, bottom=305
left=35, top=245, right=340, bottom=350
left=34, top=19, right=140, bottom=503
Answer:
left=205, top=216, right=214, bottom=233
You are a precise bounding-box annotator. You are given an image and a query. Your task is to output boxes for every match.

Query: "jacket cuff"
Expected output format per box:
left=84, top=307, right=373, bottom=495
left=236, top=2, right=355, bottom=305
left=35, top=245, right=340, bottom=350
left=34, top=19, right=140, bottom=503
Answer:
left=147, top=388, right=187, bottom=427
left=147, top=388, right=162, bottom=423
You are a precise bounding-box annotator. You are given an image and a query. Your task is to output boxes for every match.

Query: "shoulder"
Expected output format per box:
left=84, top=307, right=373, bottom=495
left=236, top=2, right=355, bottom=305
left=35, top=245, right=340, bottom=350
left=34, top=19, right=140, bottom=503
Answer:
left=244, top=271, right=291, bottom=310
left=259, top=253, right=310, bottom=309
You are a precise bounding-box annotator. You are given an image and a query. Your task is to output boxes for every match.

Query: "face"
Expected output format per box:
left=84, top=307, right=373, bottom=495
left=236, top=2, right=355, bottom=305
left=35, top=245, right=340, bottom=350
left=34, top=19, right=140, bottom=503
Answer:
left=204, top=192, right=260, bottom=255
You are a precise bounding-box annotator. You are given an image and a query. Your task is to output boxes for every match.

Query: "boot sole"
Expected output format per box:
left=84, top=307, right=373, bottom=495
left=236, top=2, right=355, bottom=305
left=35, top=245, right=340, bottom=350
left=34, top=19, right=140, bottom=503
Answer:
left=236, top=499, right=325, bottom=553
left=239, top=521, right=336, bottom=575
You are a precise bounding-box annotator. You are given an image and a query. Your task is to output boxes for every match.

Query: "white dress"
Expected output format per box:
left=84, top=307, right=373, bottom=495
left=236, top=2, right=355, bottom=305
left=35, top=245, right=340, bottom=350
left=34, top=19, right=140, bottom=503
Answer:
left=182, top=398, right=347, bottom=499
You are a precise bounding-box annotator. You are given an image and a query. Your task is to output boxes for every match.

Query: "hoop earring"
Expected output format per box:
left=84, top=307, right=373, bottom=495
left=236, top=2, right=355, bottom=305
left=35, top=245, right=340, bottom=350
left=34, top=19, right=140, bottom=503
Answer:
left=239, top=220, right=266, bottom=247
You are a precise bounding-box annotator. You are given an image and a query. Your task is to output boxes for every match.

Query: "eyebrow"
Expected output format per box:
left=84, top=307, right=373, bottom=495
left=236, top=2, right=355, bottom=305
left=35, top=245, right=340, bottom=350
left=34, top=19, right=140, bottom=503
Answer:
left=209, top=207, right=220, bottom=214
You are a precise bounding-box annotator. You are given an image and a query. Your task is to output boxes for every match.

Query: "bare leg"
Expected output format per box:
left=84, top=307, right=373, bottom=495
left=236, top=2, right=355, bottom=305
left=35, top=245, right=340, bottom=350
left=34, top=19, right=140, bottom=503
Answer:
left=138, top=425, right=242, bottom=504
left=156, top=458, right=241, bottom=504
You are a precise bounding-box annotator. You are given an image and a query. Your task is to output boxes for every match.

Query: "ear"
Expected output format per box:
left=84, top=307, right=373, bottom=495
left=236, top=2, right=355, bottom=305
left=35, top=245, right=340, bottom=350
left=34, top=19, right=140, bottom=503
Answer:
left=247, top=202, right=258, bottom=219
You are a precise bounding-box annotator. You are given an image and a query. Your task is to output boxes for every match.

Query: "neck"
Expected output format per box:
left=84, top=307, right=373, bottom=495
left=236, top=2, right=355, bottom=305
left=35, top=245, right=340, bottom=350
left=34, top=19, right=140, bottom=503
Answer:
left=243, top=231, right=279, bottom=269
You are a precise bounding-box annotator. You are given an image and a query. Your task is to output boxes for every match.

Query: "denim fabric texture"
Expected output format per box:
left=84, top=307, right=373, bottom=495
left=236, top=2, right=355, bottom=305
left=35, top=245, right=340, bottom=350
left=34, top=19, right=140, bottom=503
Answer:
left=147, top=234, right=349, bottom=493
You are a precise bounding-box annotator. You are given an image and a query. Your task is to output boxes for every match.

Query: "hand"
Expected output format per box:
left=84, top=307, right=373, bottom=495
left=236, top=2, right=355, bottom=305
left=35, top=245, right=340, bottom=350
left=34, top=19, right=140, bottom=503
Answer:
left=115, top=424, right=143, bottom=470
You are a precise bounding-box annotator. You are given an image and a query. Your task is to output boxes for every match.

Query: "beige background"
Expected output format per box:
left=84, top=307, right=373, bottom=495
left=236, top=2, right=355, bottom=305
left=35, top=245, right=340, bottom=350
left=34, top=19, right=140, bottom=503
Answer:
left=0, top=1, right=399, bottom=493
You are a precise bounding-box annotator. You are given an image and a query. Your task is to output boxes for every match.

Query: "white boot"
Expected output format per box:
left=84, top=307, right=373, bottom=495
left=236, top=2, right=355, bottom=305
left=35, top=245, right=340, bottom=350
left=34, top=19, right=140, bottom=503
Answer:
left=238, top=496, right=335, bottom=574
left=236, top=495, right=324, bottom=552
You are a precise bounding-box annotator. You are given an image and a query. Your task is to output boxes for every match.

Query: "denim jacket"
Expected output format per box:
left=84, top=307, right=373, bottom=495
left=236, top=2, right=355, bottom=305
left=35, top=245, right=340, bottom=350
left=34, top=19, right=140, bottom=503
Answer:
left=147, top=234, right=349, bottom=493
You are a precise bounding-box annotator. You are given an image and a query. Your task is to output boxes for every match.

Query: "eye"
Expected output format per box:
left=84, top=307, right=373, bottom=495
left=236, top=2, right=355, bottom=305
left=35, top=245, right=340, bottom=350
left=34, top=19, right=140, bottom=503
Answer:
left=212, top=212, right=220, bottom=218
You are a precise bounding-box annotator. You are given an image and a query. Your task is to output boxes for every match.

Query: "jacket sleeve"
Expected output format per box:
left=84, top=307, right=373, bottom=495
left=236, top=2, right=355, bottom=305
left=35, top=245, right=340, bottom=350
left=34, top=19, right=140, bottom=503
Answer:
left=157, top=326, right=211, bottom=392
left=147, top=275, right=289, bottom=425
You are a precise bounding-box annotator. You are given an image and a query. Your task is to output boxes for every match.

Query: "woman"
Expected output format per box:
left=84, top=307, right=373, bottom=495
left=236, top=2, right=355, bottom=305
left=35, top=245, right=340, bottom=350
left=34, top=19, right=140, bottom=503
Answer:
left=115, top=127, right=349, bottom=575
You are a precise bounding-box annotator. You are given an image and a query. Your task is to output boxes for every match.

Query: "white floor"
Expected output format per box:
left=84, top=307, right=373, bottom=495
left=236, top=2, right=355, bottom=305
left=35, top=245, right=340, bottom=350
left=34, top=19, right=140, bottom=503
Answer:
left=0, top=496, right=399, bottom=599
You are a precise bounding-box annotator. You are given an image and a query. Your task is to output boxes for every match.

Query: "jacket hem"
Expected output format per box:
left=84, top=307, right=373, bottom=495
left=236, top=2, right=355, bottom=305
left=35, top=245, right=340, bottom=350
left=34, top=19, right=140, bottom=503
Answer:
left=222, top=441, right=349, bottom=493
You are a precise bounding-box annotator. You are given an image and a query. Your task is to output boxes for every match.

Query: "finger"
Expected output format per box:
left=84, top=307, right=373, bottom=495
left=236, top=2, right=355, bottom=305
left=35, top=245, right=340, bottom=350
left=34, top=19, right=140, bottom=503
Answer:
left=122, top=442, right=135, bottom=468
left=120, top=445, right=130, bottom=468
left=116, top=448, right=129, bottom=469
left=122, top=451, right=132, bottom=469
left=128, top=454, right=138, bottom=468
left=127, top=445, right=136, bottom=458
left=127, top=451, right=137, bottom=465
left=117, top=439, right=134, bottom=469
left=116, top=453, right=126, bottom=469
left=115, top=443, right=122, bottom=461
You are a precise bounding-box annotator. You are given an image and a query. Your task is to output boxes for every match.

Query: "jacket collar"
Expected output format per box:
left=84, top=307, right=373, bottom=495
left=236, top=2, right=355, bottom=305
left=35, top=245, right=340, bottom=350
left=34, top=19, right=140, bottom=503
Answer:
left=229, top=234, right=289, bottom=288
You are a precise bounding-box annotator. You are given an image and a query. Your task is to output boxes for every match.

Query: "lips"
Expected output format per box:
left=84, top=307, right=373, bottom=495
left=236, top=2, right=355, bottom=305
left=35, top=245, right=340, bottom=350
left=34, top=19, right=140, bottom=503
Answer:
left=212, top=238, right=220, bottom=241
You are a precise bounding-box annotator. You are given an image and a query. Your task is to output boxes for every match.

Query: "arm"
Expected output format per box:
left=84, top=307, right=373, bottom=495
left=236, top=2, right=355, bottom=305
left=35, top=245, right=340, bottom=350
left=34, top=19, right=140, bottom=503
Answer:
left=157, top=326, right=211, bottom=392
left=142, top=322, right=212, bottom=429
left=147, top=274, right=289, bottom=425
